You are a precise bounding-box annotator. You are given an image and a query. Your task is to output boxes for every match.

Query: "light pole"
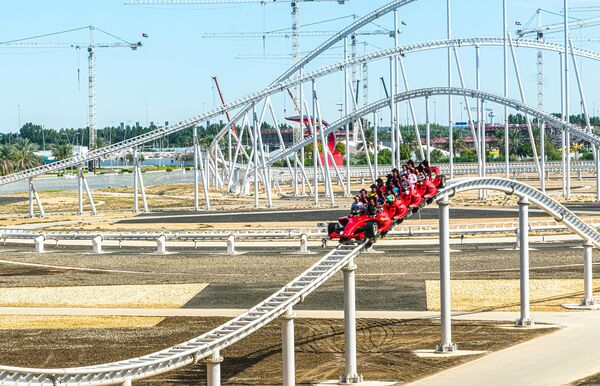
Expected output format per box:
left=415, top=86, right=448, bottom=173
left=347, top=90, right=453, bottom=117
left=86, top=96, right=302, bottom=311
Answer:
left=459, top=101, right=463, bottom=121
left=433, top=101, right=437, bottom=124
left=17, top=104, right=21, bottom=130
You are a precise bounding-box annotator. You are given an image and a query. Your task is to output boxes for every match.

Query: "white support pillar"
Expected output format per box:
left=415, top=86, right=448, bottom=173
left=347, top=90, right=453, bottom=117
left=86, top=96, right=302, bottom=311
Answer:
left=596, top=146, right=600, bottom=202
left=340, top=257, right=361, bottom=384
left=516, top=197, right=533, bottom=326
left=78, top=166, right=84, bottom=215
left=92, top=236, right=102, bottom=254
left=121, top=378, right=132, bottom=386
left=82, top=173, right=97, bottom=216
left=299, top=233, right=308, bottom=254
left=344, top=40, right=350, bottom=195
left=28, top=177, right=34, bottom=218
left=564, top=0, right=571, bottom=200
left=156, top=235, right=167, bottom=254
left=136, top=165, right=149, bottom=214
left=540, top=121, right=546, bottom=193
left=133, top=150, right=139, bottom=213
left=193, top=126, right=200, bottom=211
left=436, top=195, right=456, bottom=352
left=34, top=235, right=45, bottom=253
left=503, top=0, right=509, bottom=179
left=253, top=104, right=260, bottom=209
left=425, top=96, right=431, bottom=163
left=226, top=234, right=236, bottom=255
left=447, top=0, right=454, bottom=178
left=205, top=350, right=223, bottom=386
left=581, top=241, right=596, bottom=306
left=281, top=307, right=296, bottom=386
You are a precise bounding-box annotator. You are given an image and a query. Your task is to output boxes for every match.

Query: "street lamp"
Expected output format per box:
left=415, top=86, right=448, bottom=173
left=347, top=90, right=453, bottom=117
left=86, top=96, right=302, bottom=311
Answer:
left=433, top=101, right=437, bottom=124
left=459, top=101, right=463, bottom=121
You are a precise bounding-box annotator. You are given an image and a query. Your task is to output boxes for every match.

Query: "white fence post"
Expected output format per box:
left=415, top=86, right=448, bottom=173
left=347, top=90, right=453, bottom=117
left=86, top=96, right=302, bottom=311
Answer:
left=34, top=235, right=45, bottom=253
left=156, top=235, right=167, bottom=254
left=226, top=234, right=236, bottom=255
left=92, top=236, right=103, bottom=254
left=299, top=234, right=309, bottom=254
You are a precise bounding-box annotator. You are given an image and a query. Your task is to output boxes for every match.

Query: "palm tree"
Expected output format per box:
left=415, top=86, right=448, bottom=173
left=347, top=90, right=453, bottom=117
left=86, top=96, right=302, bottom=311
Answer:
left=12, top=138, right=41, bottom=171
left=356, top=123, right=375, bottom=153
left=0, top=144, right=15, bottom=176
left=452, top=130, right=467, bottom=156
left=51, top=141, right=73, bottom=162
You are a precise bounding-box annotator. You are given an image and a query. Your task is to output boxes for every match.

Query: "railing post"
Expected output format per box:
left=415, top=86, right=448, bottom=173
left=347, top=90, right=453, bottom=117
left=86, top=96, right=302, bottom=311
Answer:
left=156, top=235, right=167, bottom=254
left=205, top=350, right=223, bottom=386
left=281, top=307, right=296, bottom=386
left=340, top=257, right=362, bottom=384
left=299, top=234, right=308, bottom=254
left=34, top=235, right=45, bottom=253
left=226, top=234, right=236, bottom=255
left=92, top=235, right=103, bottom=254
left=436, top=194, right=456, bottom=352
left=516, top=197, right=533, bottom=326
left=581, top=240, right=596, bottom=306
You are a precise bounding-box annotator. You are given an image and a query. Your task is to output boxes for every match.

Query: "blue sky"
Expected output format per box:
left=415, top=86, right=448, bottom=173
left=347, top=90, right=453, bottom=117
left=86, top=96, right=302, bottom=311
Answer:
left=2, top=0, right=600, bottom=133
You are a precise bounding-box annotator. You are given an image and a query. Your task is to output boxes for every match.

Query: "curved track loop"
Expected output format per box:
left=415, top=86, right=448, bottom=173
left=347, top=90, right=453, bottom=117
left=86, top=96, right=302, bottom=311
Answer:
left=2, top=37, right=600, bottom=186
left=439, top=178, right=600, bottom=247
left=268, top=87, right=600, bottom=164
left=1, top=178, right=600, bottom=385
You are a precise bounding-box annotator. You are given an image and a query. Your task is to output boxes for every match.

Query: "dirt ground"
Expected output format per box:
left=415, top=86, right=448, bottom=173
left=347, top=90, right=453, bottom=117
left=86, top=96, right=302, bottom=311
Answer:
left=0, top=316, right=556, bottom=385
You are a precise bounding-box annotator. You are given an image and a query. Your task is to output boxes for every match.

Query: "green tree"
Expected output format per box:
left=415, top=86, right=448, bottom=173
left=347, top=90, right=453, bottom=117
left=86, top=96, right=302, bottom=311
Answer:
left=0, top=144, right=15, bottom=176
left=12, top=139, right=41, bottom=171
left=430, top=149, right=448, bottom=163
left=51, top=141, right=73, bottom=161
left=356, top=125, right=375, bottom=153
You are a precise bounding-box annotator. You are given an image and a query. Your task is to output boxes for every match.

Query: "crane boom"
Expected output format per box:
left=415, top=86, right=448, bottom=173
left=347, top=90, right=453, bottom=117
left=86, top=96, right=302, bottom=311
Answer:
left=517, top=16, right=600, bottom=38
left=125, top=0, right=346, bottom=4
left=202, top=29, right=392, bottom=39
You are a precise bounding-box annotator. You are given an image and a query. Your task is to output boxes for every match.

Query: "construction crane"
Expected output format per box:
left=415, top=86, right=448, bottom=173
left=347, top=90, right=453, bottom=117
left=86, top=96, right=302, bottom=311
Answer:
left=0, top=26, right=142, bottom=155
left=125, top=0, right=347, bottom=147
left=516, top=12, right=600, bottom=111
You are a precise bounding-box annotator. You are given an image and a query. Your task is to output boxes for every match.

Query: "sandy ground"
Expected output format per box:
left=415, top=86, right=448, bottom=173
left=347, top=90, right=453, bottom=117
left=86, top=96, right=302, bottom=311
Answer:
left=0, top=316, right=555, bottom=385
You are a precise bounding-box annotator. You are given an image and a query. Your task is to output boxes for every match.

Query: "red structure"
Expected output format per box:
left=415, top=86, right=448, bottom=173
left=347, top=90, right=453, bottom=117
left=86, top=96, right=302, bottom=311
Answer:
left=286, top=115, right=344, bottom=166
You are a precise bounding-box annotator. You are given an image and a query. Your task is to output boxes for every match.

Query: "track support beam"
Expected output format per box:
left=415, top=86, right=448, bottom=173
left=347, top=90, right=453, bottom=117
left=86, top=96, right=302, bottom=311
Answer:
left=516, top=197, right=533, bottom=326
left=282, top=307, right=296, bottom=386
left=436, top=195, right=456, bottom=352
left=205, top=350, right=223, bottom=386
left=581, top=241, right=596, bottom=306
left=340, top=257, right=362, bottom=383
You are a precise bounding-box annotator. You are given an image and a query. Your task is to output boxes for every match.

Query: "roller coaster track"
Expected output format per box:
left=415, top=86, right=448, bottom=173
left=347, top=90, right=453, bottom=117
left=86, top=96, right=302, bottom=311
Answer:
left=1, top=37, right=600, bottom=187
left=1, top=177, right=599, bottom=385
left=267, top=87, right=600, bottom=164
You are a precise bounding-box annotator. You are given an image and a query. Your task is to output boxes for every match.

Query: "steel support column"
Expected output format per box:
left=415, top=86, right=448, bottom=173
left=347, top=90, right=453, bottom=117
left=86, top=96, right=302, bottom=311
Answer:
left=436, top=195, right=456, bottom=352
left=581, top=241, right=596, bottom=306
left=281, top=307, right=296, bottom=386
left=193, top=126, right=200, bottom=211
left=447, top=0, right=454, bottom=178
left=78, top=166, right=84, bottom=215
left=206, top=350, right=223, bottom=386
left=340, top=257, right=361, bottom=384
left=425, top=95, right=431, bottom=163
left=564, top=0, right=571, bottom=199
left=503, top=0, right=509, bottom=179
left=540, top=122, right=546, bottom=193
left=516, top=197, right=533, bottom=326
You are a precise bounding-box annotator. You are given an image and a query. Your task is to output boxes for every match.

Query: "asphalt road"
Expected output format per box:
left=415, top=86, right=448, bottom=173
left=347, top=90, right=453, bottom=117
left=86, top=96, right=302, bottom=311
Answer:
left=117, top=204, right=600, bottom=224
left=0, top=241, right=594, bottom=312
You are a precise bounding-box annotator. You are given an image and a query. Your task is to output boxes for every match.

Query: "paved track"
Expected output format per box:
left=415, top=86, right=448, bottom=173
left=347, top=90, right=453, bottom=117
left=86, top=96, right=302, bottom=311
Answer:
left=116, top=204, right=600, bottom=224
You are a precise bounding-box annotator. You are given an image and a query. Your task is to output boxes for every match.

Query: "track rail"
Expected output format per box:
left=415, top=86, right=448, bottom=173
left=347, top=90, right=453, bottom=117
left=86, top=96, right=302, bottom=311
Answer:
left=0, top=241, right=366, bottom=385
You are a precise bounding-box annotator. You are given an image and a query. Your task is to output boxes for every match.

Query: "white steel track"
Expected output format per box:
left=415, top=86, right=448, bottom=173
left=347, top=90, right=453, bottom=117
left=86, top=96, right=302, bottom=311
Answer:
left=1, top=177, right=600, bottom=385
